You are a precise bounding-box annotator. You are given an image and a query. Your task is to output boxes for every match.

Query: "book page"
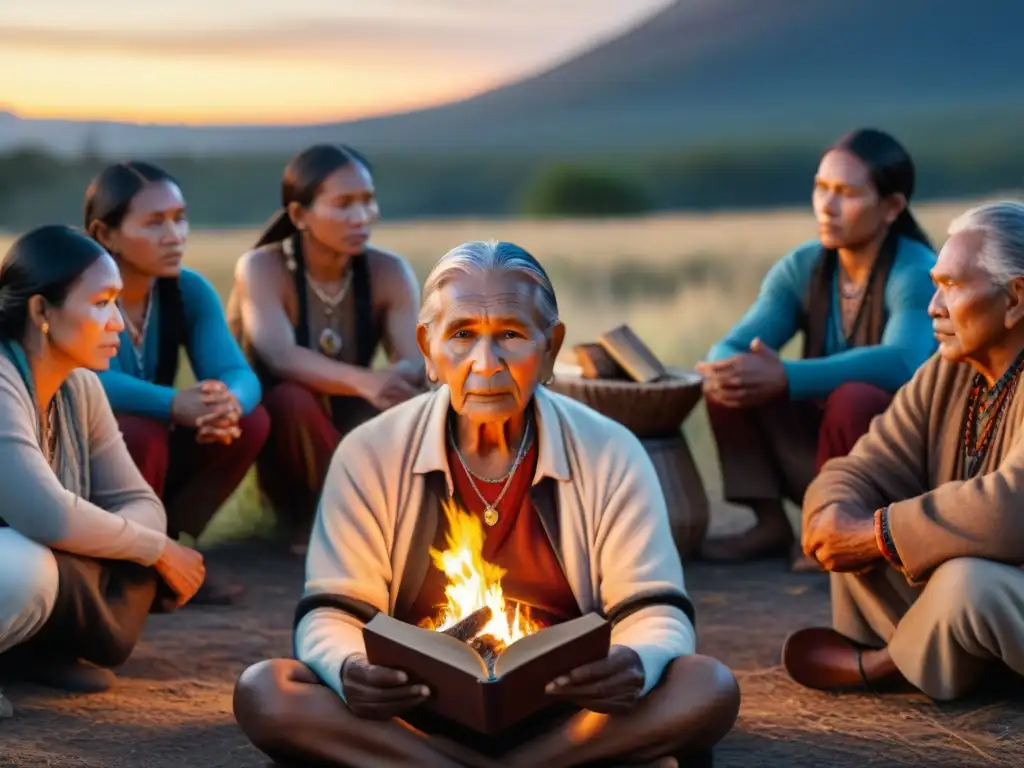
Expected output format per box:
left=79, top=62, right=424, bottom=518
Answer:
left=493, top=613, right=607, bottom=677
left=364, top=615, right=489, bottom=679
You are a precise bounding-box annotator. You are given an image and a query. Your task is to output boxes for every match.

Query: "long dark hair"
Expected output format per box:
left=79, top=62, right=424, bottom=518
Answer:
left=254, top=144, right=372, bottom=248
left=827, top=128, right=932, bottom=249
left=0, top=225, right=108, bottom=341
left=84, top=161, right=180, bottom=235
left=82, top=160, right=186, bottom=386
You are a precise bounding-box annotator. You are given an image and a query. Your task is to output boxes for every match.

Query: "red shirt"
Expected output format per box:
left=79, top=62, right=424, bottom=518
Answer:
left=402, top=438, right=581, bottom=630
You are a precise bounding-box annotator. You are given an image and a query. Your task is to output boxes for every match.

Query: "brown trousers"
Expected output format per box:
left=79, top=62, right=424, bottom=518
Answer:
left=833, top=558, right=1024, bottom=700
left=706, top=382, right=893, bottom=507
left=0, top=550, right=166, bottom=673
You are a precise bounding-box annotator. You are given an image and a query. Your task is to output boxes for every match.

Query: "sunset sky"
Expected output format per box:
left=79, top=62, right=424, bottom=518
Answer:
left=1, top=0, right=672, bottom=125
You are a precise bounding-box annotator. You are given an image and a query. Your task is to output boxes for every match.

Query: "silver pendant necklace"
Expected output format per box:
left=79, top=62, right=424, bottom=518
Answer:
left=307, top=269, right=353, bottom=357
left=448, top=417, right=532, bottom=527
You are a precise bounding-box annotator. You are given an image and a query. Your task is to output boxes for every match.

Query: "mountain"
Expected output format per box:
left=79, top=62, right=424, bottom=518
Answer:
left=2, top=0, right=1022, bottom=157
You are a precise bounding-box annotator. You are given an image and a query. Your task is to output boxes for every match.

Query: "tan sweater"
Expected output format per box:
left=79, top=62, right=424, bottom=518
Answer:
left=0, top=356, right=167, bottom=565
left=295, top=384, right=697, bottom=702
left=805, top=351, right=1024, bottom=583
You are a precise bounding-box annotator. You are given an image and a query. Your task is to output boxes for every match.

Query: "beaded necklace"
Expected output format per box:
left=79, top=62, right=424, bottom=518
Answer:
left=961, top=348, right=1024, bottom=478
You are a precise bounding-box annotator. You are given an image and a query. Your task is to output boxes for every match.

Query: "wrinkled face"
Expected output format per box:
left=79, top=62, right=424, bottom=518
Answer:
left=43, top=253, right=125, bottom=371
left=812, top=149, right=902, bottom=250
left=292, top=163, right=379, bottom=256
left=929, top=229, right=1021, bottom=364
left=417, top=271, right=564, bottom=423
left=103, top=180, right=188, bottom=278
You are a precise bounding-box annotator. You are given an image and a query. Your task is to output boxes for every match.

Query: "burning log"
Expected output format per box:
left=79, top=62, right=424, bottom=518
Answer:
left=469, top=634, right=505, bottom=678
left=440, top=606, right=493, bottom=643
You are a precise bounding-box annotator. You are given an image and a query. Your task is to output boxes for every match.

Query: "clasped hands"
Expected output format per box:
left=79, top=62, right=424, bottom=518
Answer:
left=695, top=337, right=788, bottom=408
left=341, top=644, right=646, bottom=721
left=170, top=380, right=243, bottom=444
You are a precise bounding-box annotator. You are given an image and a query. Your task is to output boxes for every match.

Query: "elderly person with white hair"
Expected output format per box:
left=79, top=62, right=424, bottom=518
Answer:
left=232, top=240, right=740, bottom=767
left=783, top=200, right=1024, bottom=700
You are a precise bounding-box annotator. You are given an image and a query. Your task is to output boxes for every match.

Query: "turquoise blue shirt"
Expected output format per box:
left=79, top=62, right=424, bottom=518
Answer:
left=98, top=267, right=262, bottom=420
left=707, top=237, right=938, bottom=400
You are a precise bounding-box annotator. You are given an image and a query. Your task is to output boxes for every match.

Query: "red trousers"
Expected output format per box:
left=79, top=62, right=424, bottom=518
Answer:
left=706, top=382, right=893, bottom=505
left=118, top=407, right=270, bottom=539
left=257, top=382, right=378, bottom=530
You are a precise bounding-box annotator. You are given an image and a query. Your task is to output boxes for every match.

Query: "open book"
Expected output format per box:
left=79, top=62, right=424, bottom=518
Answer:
left=363, top=612, right=611, bottom=734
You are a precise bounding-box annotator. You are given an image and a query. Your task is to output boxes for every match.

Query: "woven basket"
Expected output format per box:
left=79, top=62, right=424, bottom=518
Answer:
left=546, top=367, right=703, bottom=439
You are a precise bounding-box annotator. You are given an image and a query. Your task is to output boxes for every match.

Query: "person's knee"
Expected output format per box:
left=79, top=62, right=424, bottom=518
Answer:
left=662, top=654, right=741, bottom=748
left=262, top=382, right=324, bottom=423
left=116, top=415, right=170, bottom=479
left=117, top=415, right=169, bottom=454
left=823, top=383, right=891, bottom=428
left=0, top=535, right=59, bottom=652
left=227, top=405, right=271, bottom=461
left=924, top=557, right=1007, bottom=621
left=233, top=659, right=307, bottom=753
left=703, top=397, right=735, bottom=424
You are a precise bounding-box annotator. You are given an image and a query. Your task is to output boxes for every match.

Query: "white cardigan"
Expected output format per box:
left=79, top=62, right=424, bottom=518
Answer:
left=295, top=383, right=697, bottom=702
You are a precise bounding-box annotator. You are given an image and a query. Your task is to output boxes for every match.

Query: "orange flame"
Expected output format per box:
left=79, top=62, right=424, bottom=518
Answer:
left=428, top=498, right=539, bottom=645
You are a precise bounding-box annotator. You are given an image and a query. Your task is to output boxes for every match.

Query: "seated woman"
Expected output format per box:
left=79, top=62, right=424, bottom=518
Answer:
left=696, top=128, right=938, bottom=572
left=227, top=144, right=424, bottom=554
left=232, top=240, right=740, bottom=767
left=0, top=226, right=204, bottom=718
left=85, top=161, right=269, bottom=604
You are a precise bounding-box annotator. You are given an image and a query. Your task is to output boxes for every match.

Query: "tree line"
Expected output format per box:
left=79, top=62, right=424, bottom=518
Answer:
left=1, top=133, right=1021, bottom=230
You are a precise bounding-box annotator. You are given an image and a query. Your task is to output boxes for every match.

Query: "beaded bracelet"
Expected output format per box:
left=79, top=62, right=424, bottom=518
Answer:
left=873, top=505, right=902, bottom=567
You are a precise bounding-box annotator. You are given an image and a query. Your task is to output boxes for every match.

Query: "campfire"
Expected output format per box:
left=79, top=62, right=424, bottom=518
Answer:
left=418, top=499, right=542, bottom=675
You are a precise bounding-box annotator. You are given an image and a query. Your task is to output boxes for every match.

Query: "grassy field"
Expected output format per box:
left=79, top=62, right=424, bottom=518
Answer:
left=0, top=199, right=978, bottom=544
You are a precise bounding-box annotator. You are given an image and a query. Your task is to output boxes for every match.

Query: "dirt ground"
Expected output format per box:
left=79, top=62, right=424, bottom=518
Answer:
left=2, top=540, right=1023, bottom=768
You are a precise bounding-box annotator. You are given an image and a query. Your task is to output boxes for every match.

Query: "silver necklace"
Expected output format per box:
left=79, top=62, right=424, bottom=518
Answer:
left=306, top=269, right=353, bottom=313
left=447, top=418, right=532, bottom=527
left=840, top=280, right=866, bottom=300
left=119, top=296, right=153, bottom=376
left=307, top=269, right=353, bottom=357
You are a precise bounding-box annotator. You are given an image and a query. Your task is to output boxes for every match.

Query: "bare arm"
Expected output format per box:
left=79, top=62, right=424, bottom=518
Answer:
left=236, top=250, right=371, bottom=397
left=376, top=252, right=424, bottom=368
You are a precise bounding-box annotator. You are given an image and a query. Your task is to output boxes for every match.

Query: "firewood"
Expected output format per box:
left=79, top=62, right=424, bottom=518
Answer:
left=469, top=634, right=505, bottom=678
left=440, top=606, right=493, bottom=642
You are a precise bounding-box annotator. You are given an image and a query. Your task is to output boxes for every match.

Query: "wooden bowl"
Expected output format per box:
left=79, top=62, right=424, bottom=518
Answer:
left=546, top=367, right=704, bottom=438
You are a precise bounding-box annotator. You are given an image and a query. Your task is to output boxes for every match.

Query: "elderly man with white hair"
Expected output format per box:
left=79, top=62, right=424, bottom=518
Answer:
left=783, top=200, right=1024, bottom=700
left=232, top=240, right=740, bottom=767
